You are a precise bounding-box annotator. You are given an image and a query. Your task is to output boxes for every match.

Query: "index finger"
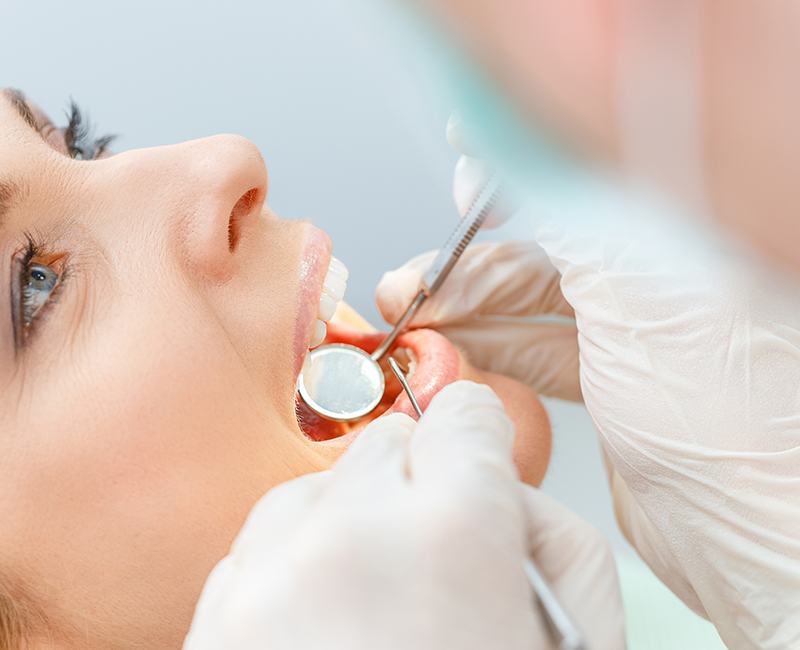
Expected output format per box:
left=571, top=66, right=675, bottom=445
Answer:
left=409, top=380, right=518, bottom=490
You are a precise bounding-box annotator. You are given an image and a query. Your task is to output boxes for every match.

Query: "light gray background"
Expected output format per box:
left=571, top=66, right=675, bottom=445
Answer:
left=3, top=1, right=722, bottom=646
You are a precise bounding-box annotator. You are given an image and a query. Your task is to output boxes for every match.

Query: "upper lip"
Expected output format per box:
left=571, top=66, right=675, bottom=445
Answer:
left=293, top=226, right=332, bottom=378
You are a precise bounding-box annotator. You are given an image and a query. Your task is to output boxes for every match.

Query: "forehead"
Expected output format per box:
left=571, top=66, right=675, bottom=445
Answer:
left=0, top=91, right=68, bottom=220
left=0, top=90, right=54, bottom=169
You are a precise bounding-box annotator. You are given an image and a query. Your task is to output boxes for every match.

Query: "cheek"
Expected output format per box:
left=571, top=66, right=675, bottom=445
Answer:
left=214, top=218, right=307, bottom=411
left=2, top=298, right=311, bottom=633
left=59, top=300, right=302, bottom=508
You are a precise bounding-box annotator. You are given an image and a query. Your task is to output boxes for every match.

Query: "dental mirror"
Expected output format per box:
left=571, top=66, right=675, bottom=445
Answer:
left=297, top=343, right=385, bottom=421
left=297, top=174, right=502, bottom=422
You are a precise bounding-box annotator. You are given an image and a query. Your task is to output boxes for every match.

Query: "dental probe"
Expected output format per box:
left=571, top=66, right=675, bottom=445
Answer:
left=387, top=356, right=424, bottom=418
left=297, top=173, right=503, bottom=423
left=387, top=357, right=585, bottom=650
left=523, top=560, right=586, bottom=650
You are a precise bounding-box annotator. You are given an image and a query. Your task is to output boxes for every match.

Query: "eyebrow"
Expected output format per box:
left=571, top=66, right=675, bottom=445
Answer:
left=0, top=89, right=38, bottom=222
left=2, top=88, right=42, bottom=135
left=0, top=178, right=28, bottom=218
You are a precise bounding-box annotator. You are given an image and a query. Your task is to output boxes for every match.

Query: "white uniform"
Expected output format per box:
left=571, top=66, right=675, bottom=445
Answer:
left=376, top=127, right=800, bottom=648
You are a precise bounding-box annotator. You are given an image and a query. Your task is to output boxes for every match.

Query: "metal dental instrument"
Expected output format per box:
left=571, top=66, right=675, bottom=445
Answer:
left=387, top=356, right=585, bottom=650
left=524, top=559, right=586, bottom=650
left=297, top=173, right=503, bottom=423
left=387, top=356, right=423, bottom=417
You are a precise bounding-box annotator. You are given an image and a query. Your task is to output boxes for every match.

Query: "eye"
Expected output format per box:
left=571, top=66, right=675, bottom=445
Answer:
left=21, top=262, right=60, bottom=326
left=64, top=101, right=116, bottom=160
left=68, top=144, right=90, bottom=161
left=10, top=235, right=69, bottom=350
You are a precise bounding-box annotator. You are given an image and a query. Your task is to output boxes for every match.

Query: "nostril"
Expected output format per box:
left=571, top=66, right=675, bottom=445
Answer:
left=227, top=188, right=260, bottom=252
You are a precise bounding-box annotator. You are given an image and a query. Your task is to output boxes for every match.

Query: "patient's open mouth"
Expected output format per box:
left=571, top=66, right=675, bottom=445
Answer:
left=293, top=242, right=460, bottom=442
left=297, top=320, right=461, bottom=441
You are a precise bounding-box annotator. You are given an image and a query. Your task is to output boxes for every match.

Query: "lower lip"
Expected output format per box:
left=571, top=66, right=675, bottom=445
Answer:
left=293, top=226, right=332, bottom=377
left=387, top=328, right=461, bottom=417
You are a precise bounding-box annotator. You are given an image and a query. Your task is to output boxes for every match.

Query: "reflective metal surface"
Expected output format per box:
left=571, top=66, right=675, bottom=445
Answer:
left=297, top=344, right=385, bottom=421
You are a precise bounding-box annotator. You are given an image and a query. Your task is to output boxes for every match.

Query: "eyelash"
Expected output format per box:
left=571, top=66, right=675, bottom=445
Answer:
left=63, top=100, right=116, bottom=160
left=9, top=98, right=112, bottom=350
left=11, top=233, right=68, bottom=349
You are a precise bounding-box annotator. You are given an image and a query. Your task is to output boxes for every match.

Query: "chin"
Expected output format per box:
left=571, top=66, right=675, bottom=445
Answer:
left=297, top=303, right=551, bottom=486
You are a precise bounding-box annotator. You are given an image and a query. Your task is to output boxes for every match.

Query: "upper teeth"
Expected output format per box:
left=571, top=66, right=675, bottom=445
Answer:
left=310, top=256, right=348, bottom=348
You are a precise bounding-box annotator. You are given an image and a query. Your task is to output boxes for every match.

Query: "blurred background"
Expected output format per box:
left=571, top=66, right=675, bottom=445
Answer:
left=3, top=1, right=724, bottom=647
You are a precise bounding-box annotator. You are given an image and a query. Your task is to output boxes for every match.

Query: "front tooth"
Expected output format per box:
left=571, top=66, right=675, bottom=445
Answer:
left=328, top=256, right=348, bottom=279
left=323, top=269, right=347, bottom=302
left=323, top=257, right=348, bottom=302
left=318, top=293, right=337, bottom=321
left=310, top=319, right=327, bottom=348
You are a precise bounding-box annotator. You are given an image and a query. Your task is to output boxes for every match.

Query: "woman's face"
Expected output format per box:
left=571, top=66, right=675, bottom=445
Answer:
left=0, top=89, right=340, bottom=647
left=0, top=91, right=550, bottom=647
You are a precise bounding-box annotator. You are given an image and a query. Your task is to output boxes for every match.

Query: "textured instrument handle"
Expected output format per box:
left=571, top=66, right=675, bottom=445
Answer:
left=422, top=173, right=502, bottom=295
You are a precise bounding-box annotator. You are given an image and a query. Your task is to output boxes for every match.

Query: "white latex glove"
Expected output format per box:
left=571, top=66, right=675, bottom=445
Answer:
left=376, top=240, right=580, bottom=401
left=376, top=115, right=580, bottom=401
left=532, top=220, right=800, bottom=650
left=447, top=113, right=517, bottom=230
left=184, top=381, right=624, bottom=650
left=376, top=118, right=800, bottom=649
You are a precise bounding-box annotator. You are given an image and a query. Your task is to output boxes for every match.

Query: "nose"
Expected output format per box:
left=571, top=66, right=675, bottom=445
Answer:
left=161, top=134, right=268, bottom=280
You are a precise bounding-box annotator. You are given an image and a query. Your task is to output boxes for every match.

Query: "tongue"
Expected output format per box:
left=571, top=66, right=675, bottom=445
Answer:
left=297, top=321, right=461, bottom=441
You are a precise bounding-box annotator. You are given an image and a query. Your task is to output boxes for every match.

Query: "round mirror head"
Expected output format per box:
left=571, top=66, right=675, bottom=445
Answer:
left=297, top=343, right=385, bottom=422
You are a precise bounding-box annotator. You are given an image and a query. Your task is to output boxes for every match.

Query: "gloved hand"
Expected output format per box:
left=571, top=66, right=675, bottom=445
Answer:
left=376, top=117, right=800, bottom=649
left=377, top=115, right=580, bottom=401
left=184, top=381, right=624, bottom=650
left=376, top=240, right=580, bottom=401
left=447, top=113, right=517, bottom=230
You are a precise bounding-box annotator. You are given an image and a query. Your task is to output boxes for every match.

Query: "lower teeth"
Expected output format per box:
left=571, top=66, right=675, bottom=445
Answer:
left=390, top=347, right=417, bottom=380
